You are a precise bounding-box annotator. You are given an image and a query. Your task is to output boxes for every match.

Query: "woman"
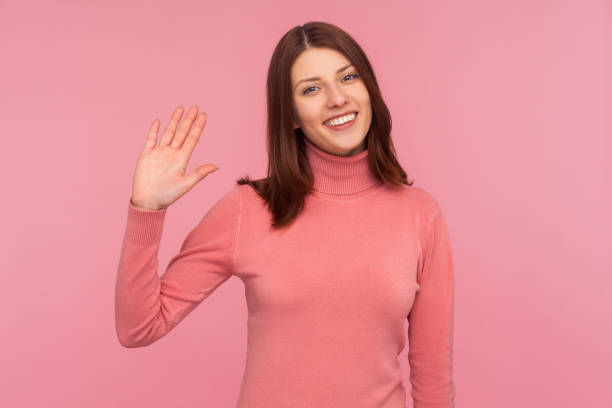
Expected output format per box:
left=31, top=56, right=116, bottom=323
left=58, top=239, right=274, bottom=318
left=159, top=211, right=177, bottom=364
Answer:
left=116, top=21, right=455, bottom=408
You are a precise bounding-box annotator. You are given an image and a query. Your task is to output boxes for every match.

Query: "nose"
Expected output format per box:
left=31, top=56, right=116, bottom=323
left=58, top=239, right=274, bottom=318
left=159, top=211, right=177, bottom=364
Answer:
left=326, top=83, right=349, bottom=108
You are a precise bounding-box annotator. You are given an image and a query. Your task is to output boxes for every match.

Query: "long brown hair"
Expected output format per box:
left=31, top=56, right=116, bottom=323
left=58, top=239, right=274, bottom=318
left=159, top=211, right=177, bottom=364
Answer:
left=236, top=21, right=414, bottom=229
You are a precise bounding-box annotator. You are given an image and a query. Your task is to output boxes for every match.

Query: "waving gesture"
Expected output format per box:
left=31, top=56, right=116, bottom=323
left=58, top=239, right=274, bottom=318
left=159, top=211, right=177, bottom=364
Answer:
left=130, top=105, right=218, bottom=211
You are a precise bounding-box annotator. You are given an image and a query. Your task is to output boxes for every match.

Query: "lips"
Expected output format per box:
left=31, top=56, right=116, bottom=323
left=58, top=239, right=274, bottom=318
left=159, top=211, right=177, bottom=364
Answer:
left=323, top=112, right=358, bottom=130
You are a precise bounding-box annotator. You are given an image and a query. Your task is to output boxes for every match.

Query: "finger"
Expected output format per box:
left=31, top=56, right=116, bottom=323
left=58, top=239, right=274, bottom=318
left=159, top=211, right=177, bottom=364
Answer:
left=180, top=112, right=207, bottom=161
left=169, top=105, right=198, bottom=148
left=172, top=105, right=202, bottom=149
left=184, top=164, right=218, bottom=191
left=159, top=106, right=185, bottom=147
left=144, top=118, right=160, bottom=150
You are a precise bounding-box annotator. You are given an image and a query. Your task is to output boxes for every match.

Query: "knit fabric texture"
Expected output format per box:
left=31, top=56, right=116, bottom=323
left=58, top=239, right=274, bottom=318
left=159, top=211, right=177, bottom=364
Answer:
left=115, top=136, right=455, bottom=407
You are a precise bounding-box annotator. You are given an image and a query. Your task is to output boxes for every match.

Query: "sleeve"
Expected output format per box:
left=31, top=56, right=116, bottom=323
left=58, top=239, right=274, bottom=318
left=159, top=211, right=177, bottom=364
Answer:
left=114, top=186, right=242, bottom=348
left=407, top=209, right=456, bottom=408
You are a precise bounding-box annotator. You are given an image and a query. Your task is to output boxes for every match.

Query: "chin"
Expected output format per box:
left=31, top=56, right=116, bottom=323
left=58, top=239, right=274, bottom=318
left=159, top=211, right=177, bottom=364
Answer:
left=323, top=137, right=367, bottom=156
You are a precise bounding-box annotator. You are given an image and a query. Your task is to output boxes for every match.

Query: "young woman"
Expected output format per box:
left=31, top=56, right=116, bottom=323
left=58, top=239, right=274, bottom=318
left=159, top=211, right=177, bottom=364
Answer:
left=116, top=21, right=455, bottom=408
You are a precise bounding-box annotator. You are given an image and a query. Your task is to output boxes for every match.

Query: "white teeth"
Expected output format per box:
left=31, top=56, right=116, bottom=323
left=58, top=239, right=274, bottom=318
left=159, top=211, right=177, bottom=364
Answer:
left=325, top=112, right=356, bottom=127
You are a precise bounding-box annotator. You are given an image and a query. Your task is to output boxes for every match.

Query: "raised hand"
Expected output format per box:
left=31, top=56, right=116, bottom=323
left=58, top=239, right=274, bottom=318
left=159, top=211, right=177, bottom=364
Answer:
left=130, top=105, right=218, bottom=211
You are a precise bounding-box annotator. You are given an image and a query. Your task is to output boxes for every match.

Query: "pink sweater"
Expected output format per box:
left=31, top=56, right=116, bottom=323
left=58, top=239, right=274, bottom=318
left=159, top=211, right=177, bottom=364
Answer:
left=115, top=137, right=456, bottom=407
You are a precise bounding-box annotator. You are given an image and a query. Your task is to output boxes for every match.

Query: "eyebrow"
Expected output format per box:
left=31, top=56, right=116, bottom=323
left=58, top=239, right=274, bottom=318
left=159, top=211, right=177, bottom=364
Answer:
left=294, top=64, right=354, bottom=91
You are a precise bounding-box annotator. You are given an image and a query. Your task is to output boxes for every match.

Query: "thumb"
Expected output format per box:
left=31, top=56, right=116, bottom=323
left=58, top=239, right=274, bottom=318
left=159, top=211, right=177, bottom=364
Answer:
left=185, top=164, right=219, bottom=187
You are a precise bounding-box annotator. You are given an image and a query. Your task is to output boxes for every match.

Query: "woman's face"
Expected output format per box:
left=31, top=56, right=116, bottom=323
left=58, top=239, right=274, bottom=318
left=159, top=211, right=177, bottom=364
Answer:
left=291, top=47, right=372, bottom=157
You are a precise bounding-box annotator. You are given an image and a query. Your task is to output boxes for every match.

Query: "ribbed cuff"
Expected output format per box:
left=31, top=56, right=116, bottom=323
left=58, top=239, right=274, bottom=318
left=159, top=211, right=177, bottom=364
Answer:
left=124, top=199, right=167, bottom=244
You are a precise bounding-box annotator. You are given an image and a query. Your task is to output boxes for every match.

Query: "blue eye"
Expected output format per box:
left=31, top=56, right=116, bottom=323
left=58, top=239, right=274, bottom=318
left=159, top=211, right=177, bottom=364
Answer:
left=302, top=73, right=359, bottom=95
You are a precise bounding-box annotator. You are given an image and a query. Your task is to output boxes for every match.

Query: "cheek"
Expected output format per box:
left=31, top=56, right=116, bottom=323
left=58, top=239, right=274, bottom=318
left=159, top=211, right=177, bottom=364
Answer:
left=358, top=89, right=371, bottom=106
left=292, top=103, right=307, bottom=126
left=359, top=94, right=372, bottom=118
left=298, top=105, right=320, bottom=126
left=353, top=82, right=369, bottom=101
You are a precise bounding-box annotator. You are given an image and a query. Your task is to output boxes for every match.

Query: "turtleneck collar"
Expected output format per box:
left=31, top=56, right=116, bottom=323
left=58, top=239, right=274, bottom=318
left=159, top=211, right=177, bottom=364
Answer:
left=304, top=136, right=382, bottom=196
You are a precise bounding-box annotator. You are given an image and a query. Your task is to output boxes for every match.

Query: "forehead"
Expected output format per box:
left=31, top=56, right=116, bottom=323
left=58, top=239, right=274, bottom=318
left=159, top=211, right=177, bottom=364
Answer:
left=291, top=47, right=351, bottom=81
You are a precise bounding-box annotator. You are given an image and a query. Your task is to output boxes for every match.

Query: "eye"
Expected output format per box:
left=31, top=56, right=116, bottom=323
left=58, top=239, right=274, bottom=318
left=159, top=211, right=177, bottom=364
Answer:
left=303, top=85, right=317, bottom=95
left=302, top=73, right=360, bottom=95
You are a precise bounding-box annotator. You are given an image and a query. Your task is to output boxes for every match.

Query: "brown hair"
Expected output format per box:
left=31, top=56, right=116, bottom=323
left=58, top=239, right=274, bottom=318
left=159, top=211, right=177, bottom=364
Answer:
left=236, top=21, right=414, bottom=229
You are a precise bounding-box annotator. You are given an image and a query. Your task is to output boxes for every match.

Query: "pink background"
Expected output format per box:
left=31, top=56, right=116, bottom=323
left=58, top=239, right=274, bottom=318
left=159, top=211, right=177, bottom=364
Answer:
left=2, top=0, right=610, bottom=407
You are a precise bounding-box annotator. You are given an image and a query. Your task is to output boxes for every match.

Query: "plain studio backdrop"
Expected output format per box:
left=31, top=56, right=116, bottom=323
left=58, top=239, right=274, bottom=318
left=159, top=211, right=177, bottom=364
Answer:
left=0, top=1, right=610, bottom=407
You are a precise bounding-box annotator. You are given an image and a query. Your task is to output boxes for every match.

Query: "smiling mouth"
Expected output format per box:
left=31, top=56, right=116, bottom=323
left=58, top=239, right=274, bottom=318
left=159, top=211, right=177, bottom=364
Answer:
left=323, top=112, right=358, bottom=129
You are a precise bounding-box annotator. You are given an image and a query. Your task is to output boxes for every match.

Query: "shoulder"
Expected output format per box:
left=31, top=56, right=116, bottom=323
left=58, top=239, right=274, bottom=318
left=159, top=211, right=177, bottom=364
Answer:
left=195, top=184, right=242, bottom=228
left=211, top=183, right=242, bottom=209
left=390, top=184, right=443, bottom=225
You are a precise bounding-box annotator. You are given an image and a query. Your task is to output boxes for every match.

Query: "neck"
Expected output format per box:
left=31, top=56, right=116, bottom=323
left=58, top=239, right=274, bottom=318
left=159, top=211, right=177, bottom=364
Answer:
left=304, top=137, right=381, bottom=195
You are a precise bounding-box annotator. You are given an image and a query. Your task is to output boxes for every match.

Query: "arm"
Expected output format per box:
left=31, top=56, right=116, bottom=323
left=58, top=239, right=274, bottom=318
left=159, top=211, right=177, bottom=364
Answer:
left=408, top=209, right=456, bottom=407
left=114, top=186, right=241, bottom=348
